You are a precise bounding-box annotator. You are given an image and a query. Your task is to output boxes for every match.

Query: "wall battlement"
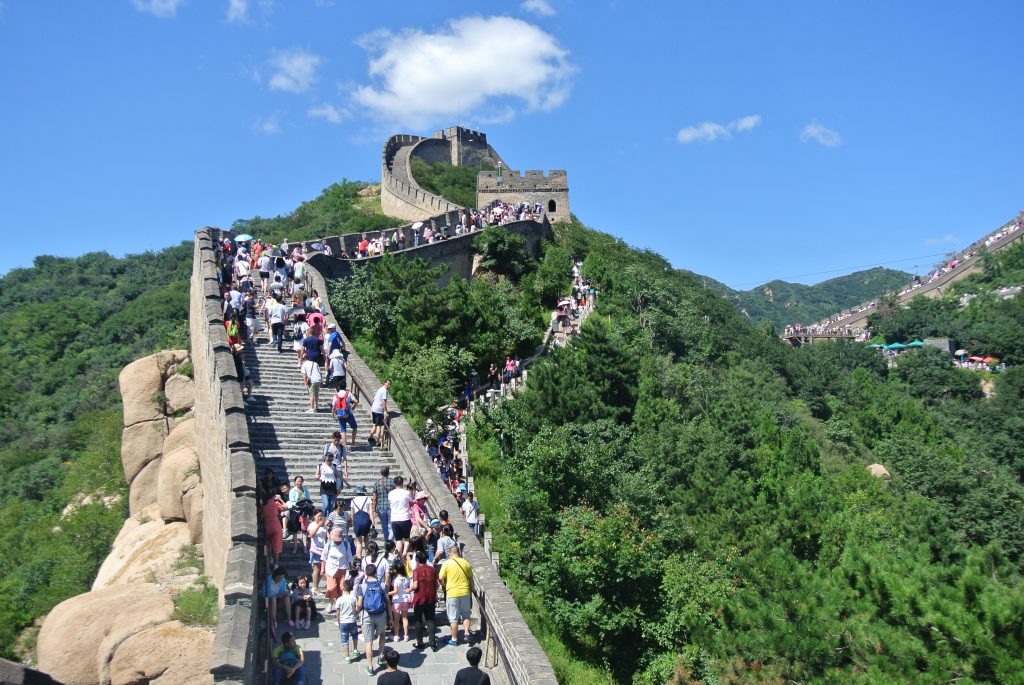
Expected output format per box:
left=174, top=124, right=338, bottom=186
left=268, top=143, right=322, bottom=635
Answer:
left=477, top=169, right=571, bottom=223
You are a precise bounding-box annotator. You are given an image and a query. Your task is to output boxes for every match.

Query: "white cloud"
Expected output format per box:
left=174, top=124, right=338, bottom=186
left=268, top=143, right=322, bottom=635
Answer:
left=924, top=234, right=957, bottom=246
left=268, top=49, right=320, bottom=93
left=352, top=16, right=575, bottom=128
left=227, top=0, right=248, bottom=22
left=677, top=114, right=761, bottom=144
left=521, top=0, right=555, bottom=16
left=308, top=103, right=349, bottom=124
left=251, top=113, right=281, bottom=134
left=132, top=0, right=185, bottom=18
left=801, top=119, right=842, bottom=147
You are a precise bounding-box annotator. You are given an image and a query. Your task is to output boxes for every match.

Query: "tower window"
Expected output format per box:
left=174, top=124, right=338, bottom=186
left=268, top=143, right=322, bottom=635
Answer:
left=548, top=200, right=557, bottom=213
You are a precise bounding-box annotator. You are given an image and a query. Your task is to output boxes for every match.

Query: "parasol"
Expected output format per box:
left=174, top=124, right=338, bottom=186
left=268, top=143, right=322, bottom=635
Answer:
left=234, top=233, right=253, bottom=242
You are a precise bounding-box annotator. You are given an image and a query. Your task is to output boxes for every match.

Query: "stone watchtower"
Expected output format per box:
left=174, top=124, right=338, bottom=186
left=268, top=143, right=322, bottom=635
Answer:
left=476, top=169, right=571, bottom=224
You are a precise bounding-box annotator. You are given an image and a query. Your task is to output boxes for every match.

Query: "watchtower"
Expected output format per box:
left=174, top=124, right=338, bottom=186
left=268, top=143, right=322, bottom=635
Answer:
left=476, top=169, right=571, bottom=224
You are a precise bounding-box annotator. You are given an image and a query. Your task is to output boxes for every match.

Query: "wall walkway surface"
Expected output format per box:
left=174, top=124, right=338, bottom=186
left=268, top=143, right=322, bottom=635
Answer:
left=380, top=134, right=462, bottom=221
left=304, top=263, right=559, bottom=685
left=190, top=228, right=261, bottom=684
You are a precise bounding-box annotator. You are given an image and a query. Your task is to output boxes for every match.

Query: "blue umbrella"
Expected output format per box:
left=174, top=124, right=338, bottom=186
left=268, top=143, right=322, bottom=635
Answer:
left=234, top=233, right=253, bottom=242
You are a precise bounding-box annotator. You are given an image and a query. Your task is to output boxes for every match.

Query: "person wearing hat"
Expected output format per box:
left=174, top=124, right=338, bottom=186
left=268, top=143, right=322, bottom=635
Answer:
left=325, top=321, right=345, bottom=355
left=327, top=347, right=349, bottom=391
left=350, top=485, right=373, bottom=558
left=323, top=525, right=353, bottom=602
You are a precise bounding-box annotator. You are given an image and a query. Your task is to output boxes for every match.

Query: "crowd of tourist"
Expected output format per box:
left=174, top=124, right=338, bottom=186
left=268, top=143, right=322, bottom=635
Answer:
left=783, top=324, right=869, bottom=341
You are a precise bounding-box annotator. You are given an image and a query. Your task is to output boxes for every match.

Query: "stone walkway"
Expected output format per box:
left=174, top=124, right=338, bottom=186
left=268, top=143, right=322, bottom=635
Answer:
left=245, top=318, right=488, bottom=684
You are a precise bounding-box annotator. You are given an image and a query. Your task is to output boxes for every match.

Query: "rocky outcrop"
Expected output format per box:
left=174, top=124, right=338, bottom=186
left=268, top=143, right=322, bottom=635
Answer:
left=164, top=374, right=195, bottom=415
left=867, top=463, right=891, bottom=478
left=109, top=621, right=213, bottom=685
left=92, top=504, right=191, bottom=589
left=37, top=584, right=175, bottom=685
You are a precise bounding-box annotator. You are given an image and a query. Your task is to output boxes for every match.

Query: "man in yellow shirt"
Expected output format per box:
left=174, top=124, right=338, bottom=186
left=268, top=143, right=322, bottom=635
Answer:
left=438, top=545, right=474, bottom=645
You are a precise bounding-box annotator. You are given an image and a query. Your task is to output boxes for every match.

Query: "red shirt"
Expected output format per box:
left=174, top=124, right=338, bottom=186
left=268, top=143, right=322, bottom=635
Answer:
left=412, top=564, right=437, bottom=606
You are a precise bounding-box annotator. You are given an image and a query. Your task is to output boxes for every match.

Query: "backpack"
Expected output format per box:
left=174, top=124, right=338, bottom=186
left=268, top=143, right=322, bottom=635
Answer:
left=327, top=331, right=343, bottom=353
left=333, top=391, right=350, bottom=419
left=362, top=579, right=386, bottom=615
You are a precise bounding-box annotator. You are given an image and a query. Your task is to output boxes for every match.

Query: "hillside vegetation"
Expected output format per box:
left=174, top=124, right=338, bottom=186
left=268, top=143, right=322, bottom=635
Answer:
left=335, top=213, right=1024, bottom=683
left=409, top=157, right=494, bottom=210
left=701, top=267, right=912, bottom=328
left=0, top=245, right=193, bottom=658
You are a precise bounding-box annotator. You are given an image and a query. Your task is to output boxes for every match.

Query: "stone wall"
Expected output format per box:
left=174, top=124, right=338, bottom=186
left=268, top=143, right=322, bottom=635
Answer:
left=190, top=228, right=260, bottom=683
left=477, top=170, right=571, bottom=224
left=304, top=263, right=558, bottom=685
left=380, top=134, right=462, bottom=221
left=303, top=218, right=552, bottom=289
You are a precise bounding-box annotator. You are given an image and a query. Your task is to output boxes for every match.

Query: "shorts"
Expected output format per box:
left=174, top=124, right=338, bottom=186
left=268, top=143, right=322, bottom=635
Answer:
left=309, top=549, right=322, bottom=565
left=338, top=413, right=357, bottom=430
left=308, top=382, right=321, bottom=399
left=372, top=412, right=385, bottom=427
left=259, top=271, right=269, bottom=279
left=361, top=612, right=388, bottom=641
left=353, top=515, right=371, bottom=538
left=445, top=595, right=472, bottom=624
left=391, top=520, right=412, bottom=541
left=392, top=601, right=410, bottom=615
left=339, top=622, right=359, bottom=645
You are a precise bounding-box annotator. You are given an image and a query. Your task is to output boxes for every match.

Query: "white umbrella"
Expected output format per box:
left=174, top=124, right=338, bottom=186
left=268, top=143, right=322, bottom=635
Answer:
left=411, top=221, right=424, bottom=230
left=954, top=349, right=969, bottom=357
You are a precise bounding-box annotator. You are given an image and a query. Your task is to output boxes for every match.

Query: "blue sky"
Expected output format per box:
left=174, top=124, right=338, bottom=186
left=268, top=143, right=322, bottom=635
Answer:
left=1, top=1, right=1021, bottom=288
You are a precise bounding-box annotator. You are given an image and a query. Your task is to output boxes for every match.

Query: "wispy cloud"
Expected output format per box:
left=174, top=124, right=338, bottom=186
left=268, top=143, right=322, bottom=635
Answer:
left=352, top=16, right=574, bottom=129
left=677, top=114, right=761, bottom=144
left=267, top=49, right=320, bottom=93
left=132, top=0, right=185, bottom=18
left=924, top=234, right=957, bottom=246
left=226, top=0, right=248, bottom=22
left=801, top=119, right=842, bottom=147
left=521, top=0, right=555, bottom=16
left=308, top=103, right=348, bottom=124
left=251, top=113, right=281, bottom=134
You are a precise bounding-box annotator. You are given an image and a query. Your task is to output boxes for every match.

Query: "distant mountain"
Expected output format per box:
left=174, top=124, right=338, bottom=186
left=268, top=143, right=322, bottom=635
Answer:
left=692, top=267, right=912, bottom=328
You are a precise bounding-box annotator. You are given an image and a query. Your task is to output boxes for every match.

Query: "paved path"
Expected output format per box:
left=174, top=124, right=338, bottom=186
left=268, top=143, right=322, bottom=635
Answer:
left=245, top=320, right=484, bottom=684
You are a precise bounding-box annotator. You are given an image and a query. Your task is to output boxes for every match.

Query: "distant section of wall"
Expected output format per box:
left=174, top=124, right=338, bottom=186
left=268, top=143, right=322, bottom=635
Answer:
left=303, top=262, right=558, bottom=685
left=477, top=170, right=571, bottom=224
left=190, top=228, right=259, bottom=684
left=304, top=218, right=551, bottom=289
left=380, top=134, right=462, bottom=221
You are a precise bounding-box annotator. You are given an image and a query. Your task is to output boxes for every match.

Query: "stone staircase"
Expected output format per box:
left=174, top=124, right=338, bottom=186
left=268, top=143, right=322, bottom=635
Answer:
left=244, top=324, right=401, bottom=581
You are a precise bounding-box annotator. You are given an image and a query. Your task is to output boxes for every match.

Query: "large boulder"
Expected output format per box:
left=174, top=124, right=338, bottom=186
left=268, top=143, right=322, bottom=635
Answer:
left=93, top=504, right=191, bottom=589
left=121, top=419, right=167, bottom=484
left=867, top=463, right=891, bottom=479
left=163, top=417, right=196, bottom=456
left=109, top=621, right=213, bottom=685
left=158, top=445, right=200, bottom=522
left=119, top=356, right=164, bottom=426
left=153, top=349, right=189, bottom=375
left=37, top=584, right=173, bottom=685
left=164, top=374, right=195, bottom=415
left=183, top=485, right=204, bottom=544
left=129, top=458, right=161, bottom=516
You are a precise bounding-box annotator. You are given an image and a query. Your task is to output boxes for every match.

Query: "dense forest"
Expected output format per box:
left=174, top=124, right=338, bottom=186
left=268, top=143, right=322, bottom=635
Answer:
left=332, top=215, right=1024, bottom=684
left=0, top=245, right=192, bottom=658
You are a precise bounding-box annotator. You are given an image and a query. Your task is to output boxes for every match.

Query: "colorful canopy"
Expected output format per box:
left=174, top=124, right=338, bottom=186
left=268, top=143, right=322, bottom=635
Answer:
left=887, top=342, right=907, bottom=349
left=907, top=340, right=925, bottom=347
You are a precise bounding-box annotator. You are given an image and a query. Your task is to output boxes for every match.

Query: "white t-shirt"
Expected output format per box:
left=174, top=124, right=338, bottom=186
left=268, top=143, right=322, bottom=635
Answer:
left=387, top=488, right=413, bottom=522
left=462, top=499, right=479, bottom=525
left=301, top=360, right=323, bottom=384
left=329, top=357, right=346, bottom=377
left=371, top=386, right=389, bottom=413
left=268, top=302, right=287, bottom=324
left=351, top=495, right=372, bottom=517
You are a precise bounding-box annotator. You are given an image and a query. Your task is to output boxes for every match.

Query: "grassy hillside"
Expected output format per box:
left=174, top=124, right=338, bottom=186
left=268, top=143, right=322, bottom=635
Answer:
left=702, top=266, right=912, bottom=328
left=0, top=245, right=193, bottom=659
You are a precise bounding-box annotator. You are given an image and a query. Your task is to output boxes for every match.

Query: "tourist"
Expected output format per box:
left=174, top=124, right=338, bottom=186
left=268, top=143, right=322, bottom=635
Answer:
left=438, top=545, right=474, bottom=645
left=323, top=526, right=353, bottom=603
left=357, top=563, right=390, bottom=676
left=335, top=579, right=360, bottom=664
left=261, top=494, right=284, bottom=568
left=377, top=649, right=411, bottom=685
left=433, top=524, right=457, bottom=565
left=350, top=485, right=373, bottom=558
left=322, top=431, right=348, bottom=479
left=410, top=549, right=438, bottom=650
left=306, top=511, right=327, bottom=595
left=388, top=476, right=414, bottom=557
left=389, top=560, right=412, bottom=642
left=300, top=354, right=323, bottom=413
left=333, top=386, right=359, bottom=446
left=327, top=498, right=349, bottom=540
left=462, top=491, right=480, bottom=537
left=327, top=349, right=348, bottom=390
left=290, top=576, right=315, bottom=630
left=258, top=252, right=271, bottom=293
left=454, top=647, right=492, bottom=685
left=267, top=567, right=294, bottom=631
left=315, top=453, right=339, bottom=514
left=373, top=466, right=395, bottom=542
left=271, top=632, right=304, bottom=685
left=370, top=379, right=391, bottom=445
left=267, top=296, right=287, bottom=352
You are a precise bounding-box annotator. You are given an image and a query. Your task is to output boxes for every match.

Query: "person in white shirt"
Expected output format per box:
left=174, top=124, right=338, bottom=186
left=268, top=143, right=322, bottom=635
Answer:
left=267, top=298, right=288, bottom=352
left=301, top=357, right=323, bottom=413
left=369, top=380, right=391, bottom=445
left=461, top=492, right=480, bottom=536
left=387, top=476, right=414, bottom=557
